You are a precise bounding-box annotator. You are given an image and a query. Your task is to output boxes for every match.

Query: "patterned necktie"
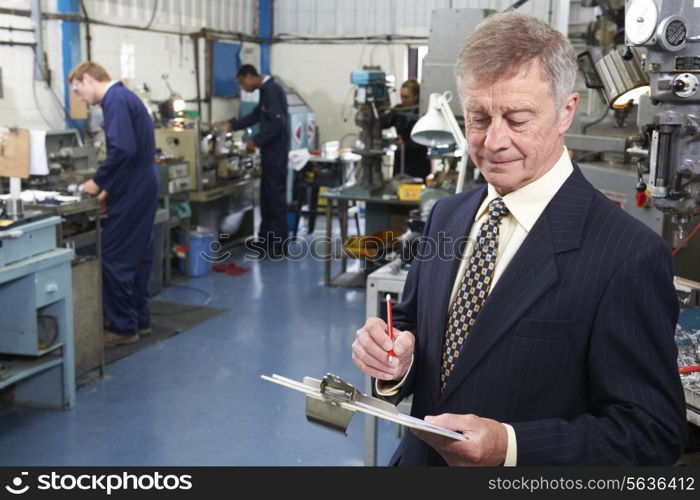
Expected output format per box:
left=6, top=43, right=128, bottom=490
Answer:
left=440, top=197, right=509, bottom=392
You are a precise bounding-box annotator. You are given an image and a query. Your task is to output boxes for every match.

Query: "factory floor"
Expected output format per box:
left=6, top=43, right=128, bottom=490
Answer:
left=0, top=215, right=403, bottom=466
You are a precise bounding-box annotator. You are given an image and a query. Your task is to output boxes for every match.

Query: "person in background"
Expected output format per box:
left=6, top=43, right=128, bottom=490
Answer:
left=70, top=62, right=159, bottom=347
left=384, top=78, right=431, bottom=180
left=351, top=11, right=686, bottom=466
left=224, top=64, right=289, bottom=258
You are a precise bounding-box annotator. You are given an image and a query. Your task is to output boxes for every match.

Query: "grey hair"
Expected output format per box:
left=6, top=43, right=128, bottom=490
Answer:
left=455, top=11, right=577, bottom=110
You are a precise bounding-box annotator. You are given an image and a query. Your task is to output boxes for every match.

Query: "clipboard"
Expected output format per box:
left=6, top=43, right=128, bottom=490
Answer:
left=261, top=373, right=466, bottom=441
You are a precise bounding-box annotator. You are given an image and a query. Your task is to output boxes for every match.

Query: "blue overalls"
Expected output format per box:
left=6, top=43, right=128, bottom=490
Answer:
left=94, top=82, right=160, bottom=336
left=230, top=77, right=289, bottom=255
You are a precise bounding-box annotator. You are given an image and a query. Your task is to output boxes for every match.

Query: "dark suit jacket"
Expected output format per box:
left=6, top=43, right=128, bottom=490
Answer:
left=382, top=105, right=431, bottom=180
left=229, top=77, right=289, bottom=157
left=389, top=165, right=687, bottom=465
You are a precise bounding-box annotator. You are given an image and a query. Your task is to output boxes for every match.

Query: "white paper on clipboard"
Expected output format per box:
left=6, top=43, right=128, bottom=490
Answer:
left=261, top=373, right=467, bottom=441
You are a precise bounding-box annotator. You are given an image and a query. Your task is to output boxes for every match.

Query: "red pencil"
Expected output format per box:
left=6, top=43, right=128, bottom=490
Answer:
left=386, top=293, right=395, bottom=357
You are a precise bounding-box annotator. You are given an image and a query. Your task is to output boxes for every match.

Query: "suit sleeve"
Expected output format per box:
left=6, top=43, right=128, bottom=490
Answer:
left=392, top=210, right=433, bottom=334
left=251, top=89, right=287, bottom=148
left=373, top=203, right=439, bottom=402
left=229, top=104, right=261, bottom=131
left=92, top=95, right=137, bottom=193
left=511, top=239, right=687, bottom=465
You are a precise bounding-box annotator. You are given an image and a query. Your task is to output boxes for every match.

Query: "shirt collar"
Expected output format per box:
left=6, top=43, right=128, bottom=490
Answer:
left=262, top=75, right=271, bottom=85
left=474, top=147, right=574, bottom=232
left=100, top=80, right=119, bottom=103
left=104, top=80, right=119, bottom=93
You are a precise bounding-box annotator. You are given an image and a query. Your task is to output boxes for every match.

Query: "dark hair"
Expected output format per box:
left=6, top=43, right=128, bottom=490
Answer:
left=236, top=64, right=260, bottom=78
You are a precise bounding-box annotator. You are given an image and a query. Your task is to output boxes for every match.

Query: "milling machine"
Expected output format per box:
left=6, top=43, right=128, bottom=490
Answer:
left=342, top=68, right=392, bottom=197
left=575, top=0, right=700, bottom=282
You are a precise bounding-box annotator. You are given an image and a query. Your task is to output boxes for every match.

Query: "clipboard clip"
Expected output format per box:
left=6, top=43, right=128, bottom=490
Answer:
left=305, top=373, right=360, bottom=435
left=319, top=373, right=357, bottom=402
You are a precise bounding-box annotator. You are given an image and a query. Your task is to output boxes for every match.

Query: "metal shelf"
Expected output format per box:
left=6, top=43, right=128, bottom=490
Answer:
left=0, top=353, right=62, bottom=391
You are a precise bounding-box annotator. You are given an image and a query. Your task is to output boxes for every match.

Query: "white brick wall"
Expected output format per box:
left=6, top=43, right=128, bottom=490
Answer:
left=0, top=0, right=256, bottom=129
left=271, top=42, right=407, bottom=146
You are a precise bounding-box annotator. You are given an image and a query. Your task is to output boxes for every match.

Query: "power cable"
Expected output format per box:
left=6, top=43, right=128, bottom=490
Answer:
left=33, top=48, right=83, bottom=133
left=504, top=0, right=530, bottom=11
left=30, top=49, right=62, bottom=129
left=274, top=33, right=427, bottom=44
left=143, top=0, right=159, bottom=30
left=340, top=85, right=355, bottom=123
left=672, top=221, right=700, bottom=256
left=79, top=0, right=92, bottom=61
left=582, top=106, right=610, bottom=135
left=5, top=6, right=427, bottom=44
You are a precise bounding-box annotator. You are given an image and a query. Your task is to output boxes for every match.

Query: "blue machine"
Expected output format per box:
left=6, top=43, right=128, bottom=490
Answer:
left=350, top=70, right=389, bottom=104
left=344, top=69, right=391, bottom=196
left=239, top=76, right=317, bottom=152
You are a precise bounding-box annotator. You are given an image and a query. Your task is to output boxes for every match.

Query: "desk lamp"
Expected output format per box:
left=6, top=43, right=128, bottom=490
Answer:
left=410, top=92, right=469, bottom=194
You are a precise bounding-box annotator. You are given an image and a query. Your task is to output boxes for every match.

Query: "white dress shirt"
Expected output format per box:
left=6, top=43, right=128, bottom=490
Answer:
left=377, top=147, right=574, bottom=466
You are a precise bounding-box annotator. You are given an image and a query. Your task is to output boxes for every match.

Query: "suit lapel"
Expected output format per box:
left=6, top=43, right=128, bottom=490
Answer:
left=438, top=166, right=594, bottom=404
left=425, top=187, right=486, bottom=404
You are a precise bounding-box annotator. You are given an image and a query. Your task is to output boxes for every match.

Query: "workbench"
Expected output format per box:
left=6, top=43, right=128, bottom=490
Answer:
left=320, top=190, right=418, bottom=287
left=188, top=178, right=255, bottom=249
left=0, top=217, right=75, bottom=409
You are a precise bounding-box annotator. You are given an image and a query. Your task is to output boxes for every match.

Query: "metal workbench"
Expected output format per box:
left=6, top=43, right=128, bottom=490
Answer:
left=321, top=190, right=418, bottom=287
left=0, top=217, right=75, bottom=409
left=188, top=178, right=255, bottom=249
left=25, top=197, right=101, bottom=258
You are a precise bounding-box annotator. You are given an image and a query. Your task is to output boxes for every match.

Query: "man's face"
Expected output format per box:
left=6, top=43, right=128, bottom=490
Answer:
left=238, top=74, right=257, bottom=93
left=460, top=59, right=578, bottom=195
left=71, top=74, right=99, bottom=106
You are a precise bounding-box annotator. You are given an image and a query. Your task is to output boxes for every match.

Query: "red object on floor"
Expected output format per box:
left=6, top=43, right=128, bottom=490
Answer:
left=679, top=365, right=700, bottom=374
left=212, top=262, right=250, bottom=276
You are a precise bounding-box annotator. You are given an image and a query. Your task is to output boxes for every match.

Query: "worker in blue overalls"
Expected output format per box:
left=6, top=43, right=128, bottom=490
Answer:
left=70, top=62, right=159, bottom=347
left=225, top=64, right=289, bottom=258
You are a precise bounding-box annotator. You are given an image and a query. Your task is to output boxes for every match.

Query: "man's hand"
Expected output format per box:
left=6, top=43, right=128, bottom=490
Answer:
left=96, top=189, right=108, bottom=214
left=245, top=139, right=256, bottom=153
left=411, top=413, right=508, bottom=466
left=82, top=179, right=101, bottom=196
left=352, top=317, right=414, bottom=381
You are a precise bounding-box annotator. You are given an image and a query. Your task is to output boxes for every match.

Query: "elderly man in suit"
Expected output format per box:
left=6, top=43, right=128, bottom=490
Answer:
left=351, top=11, right=687, bottom=466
